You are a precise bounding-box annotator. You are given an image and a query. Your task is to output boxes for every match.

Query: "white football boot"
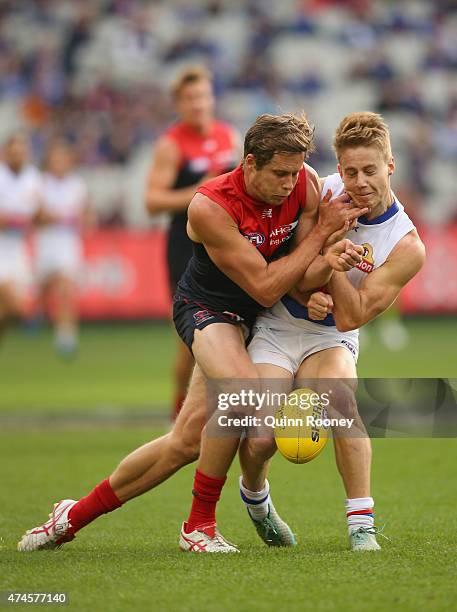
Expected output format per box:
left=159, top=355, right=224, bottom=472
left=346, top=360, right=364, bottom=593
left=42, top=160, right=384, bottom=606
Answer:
left=349, top=526, right=382, bottom=551
left=17, top=499, right=77, bottom=551
left=179, top=522, right=240, bottom=553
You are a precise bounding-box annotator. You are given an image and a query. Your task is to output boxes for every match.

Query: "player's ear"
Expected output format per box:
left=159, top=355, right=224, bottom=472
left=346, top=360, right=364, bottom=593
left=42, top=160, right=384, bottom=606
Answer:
left=244, top=153, right=257, bottom=171
left=387, top=156, right=395, bottom=176
left=337, top=163, right=342, bottom=178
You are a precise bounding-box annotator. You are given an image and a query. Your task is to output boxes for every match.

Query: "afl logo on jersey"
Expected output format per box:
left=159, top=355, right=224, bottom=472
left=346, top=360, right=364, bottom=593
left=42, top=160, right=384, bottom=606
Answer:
left=357, top=243, right=374, bottom=273
left=244, top=232, right=266, bottom=247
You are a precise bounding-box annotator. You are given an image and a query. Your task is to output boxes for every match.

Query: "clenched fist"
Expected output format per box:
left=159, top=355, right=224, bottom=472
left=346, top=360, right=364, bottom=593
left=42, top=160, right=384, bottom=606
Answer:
left=307, top=291, right=334, bottom=320
left=324, top=239, right=364, bottom=272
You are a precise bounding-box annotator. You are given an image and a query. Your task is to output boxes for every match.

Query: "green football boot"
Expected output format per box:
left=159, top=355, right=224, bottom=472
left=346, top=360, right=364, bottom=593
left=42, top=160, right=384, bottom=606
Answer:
left=247, top=501, right=297, bottom=547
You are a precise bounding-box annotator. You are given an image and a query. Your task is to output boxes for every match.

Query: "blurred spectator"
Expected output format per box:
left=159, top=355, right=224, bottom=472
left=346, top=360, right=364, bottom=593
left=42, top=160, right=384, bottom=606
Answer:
left=0, top=0, right=455, bottom=226
left=35, top=139, right=93, bottom=357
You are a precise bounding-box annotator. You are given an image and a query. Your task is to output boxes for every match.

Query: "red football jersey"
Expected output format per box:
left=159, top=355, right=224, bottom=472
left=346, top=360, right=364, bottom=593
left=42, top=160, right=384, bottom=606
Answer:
left=177, top=163, right=309, bottom=322
left=165, top=120, right=237, bottom=180
left=198, top=163, right=308, bottom=260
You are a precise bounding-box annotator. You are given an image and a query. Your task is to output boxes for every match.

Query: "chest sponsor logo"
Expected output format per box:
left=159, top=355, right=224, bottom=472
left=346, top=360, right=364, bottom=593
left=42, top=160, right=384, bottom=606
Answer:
left=356, top=242, right=374, bottom=273
left=269, top=220, right=298, bottom=246
left=244, top=232, right=266, bottom=247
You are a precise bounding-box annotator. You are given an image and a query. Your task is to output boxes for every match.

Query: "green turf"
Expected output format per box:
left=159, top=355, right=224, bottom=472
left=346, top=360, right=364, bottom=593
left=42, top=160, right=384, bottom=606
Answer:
left=0, top=318, right=456, bottom=414
left=0, top=322, right=175, bottom=413
left=1, top=431, right=456, bottom=611
left=1, top=318, right=456, bottom=610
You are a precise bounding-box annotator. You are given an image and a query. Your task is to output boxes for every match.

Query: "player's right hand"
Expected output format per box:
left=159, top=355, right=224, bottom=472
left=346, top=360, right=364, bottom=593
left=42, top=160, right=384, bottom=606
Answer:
left=317, top=189, right=368, bottom=235
left=324, top=239, right=364, bottom=272
left=307, top=291, right=334, bottom=320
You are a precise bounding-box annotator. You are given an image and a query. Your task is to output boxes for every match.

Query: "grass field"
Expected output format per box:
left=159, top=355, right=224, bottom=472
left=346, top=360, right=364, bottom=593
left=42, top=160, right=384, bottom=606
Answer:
left=0, top=318, right=456, bottom=415
left=1, top=318, right=456, bottom=611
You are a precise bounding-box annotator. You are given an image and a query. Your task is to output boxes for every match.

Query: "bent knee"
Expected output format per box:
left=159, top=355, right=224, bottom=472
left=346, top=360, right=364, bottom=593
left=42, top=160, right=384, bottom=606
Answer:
left=246, top=436, right=277, bottom=460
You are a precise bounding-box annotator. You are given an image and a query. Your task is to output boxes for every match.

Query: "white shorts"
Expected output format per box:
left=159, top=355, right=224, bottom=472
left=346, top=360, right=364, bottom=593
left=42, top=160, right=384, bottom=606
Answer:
left=34, top=229, right=82, bottom=282
left=248, top=300, right=359, bottom=375
left=0, top=233, right=32, bottom=290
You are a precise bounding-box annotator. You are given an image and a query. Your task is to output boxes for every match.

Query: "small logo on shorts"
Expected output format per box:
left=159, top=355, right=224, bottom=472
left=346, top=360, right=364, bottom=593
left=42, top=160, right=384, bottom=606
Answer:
left=193, top=310, right=214, bottom=325
left=244, top=232, right=265, bottom=247
left=341, top=339, right=357, bottom=357
left=222, top=310, right=244, bottom=323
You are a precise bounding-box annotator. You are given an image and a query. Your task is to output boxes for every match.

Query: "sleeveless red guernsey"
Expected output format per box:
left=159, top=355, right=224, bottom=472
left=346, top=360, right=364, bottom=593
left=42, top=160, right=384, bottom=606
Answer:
left=176, top=164, right=308, bottom=326
left=161, top=120, right=238, bottom=289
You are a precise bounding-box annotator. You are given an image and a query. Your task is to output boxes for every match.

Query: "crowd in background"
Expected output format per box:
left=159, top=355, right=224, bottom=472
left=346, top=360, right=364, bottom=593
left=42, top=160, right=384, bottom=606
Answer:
left=1, top=0, right=456, bottom=226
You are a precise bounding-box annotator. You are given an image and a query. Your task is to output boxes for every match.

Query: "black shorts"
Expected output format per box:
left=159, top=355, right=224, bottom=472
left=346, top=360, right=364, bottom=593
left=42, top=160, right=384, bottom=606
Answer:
left=173, top=294, right=252, bottom=353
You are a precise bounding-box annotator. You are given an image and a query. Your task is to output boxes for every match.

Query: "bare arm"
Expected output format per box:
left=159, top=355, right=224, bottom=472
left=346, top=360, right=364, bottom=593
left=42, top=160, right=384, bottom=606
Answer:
left=328, top=230, right=426, bottom=332
left=188, top=191, right=362, bottom=308
left=145, top=137, right=198, bottom=214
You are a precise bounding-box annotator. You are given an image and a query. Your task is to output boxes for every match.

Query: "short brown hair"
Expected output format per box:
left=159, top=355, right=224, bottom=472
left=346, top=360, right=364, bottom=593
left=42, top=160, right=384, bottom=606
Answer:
left=171, top=65, right=212, bottom=99
left=333, top=112, right=392, bottom=161
left=244, top=112, right=315, bottom=169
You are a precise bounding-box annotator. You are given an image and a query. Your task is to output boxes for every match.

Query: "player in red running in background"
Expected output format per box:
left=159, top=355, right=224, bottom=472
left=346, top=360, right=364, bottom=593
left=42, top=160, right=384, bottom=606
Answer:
left=145, top=66, right=240, bottom=421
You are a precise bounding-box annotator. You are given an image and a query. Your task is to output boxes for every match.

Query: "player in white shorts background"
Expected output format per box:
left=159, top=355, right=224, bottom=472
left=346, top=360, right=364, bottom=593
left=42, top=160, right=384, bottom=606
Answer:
left=35, top=140, right=92, bottom=357
left=241, top=112, right=426, bottom=551
left=0, top=132, right=42, bottom=343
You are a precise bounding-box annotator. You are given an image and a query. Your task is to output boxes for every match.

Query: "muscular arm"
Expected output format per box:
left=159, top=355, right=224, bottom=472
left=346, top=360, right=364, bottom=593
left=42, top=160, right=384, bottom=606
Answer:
left=145, top=137, right=198, bottom=214
left=188, top=190, right=357, bottom=308
left=328, top=230, right=426, bottom=332
left=290, top=166, right=333, bottom=291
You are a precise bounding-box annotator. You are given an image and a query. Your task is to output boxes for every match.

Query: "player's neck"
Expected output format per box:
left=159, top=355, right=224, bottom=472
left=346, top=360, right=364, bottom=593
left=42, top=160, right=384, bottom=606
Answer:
left=365, top=192, right=395, bottom=221
left=6, top=161, right=24, bottom=174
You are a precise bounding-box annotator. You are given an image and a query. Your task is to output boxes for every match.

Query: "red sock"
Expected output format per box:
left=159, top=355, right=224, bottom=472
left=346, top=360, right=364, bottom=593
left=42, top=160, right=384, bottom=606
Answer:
left=171, top=392, right=186, bottom=422
left=185, top=469, right=226, bottom=532
left=68, top=479, right=123, bottom=534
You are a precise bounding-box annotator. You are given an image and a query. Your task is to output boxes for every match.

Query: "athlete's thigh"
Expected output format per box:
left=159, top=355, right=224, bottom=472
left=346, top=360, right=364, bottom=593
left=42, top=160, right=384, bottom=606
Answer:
left=297, top=348, right=359, bottom=425
left=192, top=322, right=257, bottom=379
left=48, top=273, right=77, bottom=297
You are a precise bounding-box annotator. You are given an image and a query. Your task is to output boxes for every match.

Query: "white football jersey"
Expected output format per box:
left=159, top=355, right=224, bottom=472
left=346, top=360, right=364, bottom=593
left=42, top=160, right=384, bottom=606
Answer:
left=35, top=173, right=88, bottom=280
left=257, top=173, right=416, bottom=331
left=0, top=163, right=42, bottom=227
left=40, top=173, right=88, bottom=226
left=322, top=172, right=415, bottom=289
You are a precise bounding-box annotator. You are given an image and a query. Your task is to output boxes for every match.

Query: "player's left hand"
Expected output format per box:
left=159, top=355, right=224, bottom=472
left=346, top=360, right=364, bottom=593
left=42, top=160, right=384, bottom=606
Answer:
left=324, top=239, right=364, bottom=272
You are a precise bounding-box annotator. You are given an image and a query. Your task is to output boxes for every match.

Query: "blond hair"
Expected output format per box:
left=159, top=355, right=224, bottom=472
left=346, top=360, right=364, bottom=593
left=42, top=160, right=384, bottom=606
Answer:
left=244, top=112, right=315, bottom=169
left=171, top=65, right=212, bottom=99
left=333, top=112, right=392, bottom=161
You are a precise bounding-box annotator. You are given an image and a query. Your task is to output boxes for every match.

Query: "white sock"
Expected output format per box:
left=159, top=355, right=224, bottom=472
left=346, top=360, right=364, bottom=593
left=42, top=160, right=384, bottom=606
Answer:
left=345, top=497, right=375, bottom=535
left=239, top=476, right=270, bottom=520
